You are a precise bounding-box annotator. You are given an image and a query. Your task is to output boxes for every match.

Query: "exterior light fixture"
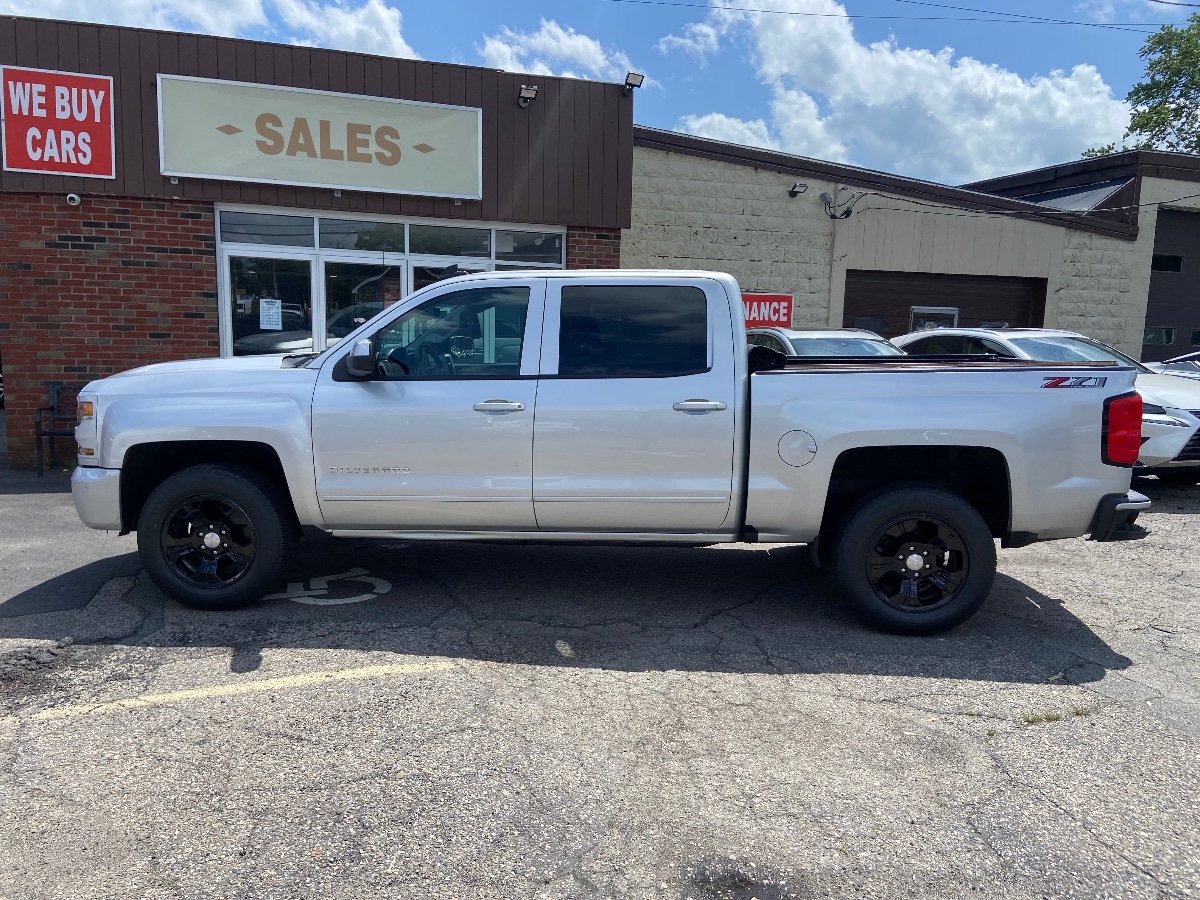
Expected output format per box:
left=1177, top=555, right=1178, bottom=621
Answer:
left=623, top=72, right=645, bottom=96
left=518, top=84, right=539, bottom=108
left=788, top=182, right=808, bottom=198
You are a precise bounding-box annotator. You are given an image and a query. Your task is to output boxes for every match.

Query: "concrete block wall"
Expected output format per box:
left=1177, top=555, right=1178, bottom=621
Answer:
left=0, top=194, right=218, bottom=468
left=1051, top=229, right=1146, bottom=353
left=624, top=148, right=835, bottom=327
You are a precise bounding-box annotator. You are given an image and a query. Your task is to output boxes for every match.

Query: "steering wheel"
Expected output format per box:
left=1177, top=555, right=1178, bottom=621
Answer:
left=418, top=344, right=454, bottom=376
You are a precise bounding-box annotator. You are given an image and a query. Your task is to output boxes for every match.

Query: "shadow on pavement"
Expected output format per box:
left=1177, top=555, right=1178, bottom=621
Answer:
left=0, top=538, right=1132, bottom=685
left=1131, top=475, right=1200, bottom=515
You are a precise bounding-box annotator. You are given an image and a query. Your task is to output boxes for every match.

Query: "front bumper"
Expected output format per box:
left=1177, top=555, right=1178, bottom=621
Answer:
left=1088, top=490, right=1151, bottom=542
left=72, top=467, right=123, bottom=531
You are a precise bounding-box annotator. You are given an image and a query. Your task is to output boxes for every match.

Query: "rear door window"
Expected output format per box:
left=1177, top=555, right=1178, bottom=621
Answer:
left=557, top=285, right=708, bottom=377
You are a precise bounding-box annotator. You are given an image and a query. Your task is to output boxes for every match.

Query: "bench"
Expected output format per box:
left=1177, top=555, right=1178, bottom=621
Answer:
left=35, top=382, right=82, bottom=476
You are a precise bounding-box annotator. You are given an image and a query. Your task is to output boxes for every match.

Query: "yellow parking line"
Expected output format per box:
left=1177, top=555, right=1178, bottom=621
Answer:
left=27, top=660, right=458, bottom=721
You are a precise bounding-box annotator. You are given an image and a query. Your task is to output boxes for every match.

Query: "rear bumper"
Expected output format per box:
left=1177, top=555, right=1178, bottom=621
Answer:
left=1088, top=490, right=1151, bottom=542
left=72, top=466, right=123, bottom=531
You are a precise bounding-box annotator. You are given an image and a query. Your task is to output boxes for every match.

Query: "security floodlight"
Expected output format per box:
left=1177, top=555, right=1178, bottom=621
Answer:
left=623, top=72, right=645, bottom=96
left=518, top=84, right=539, bottom=108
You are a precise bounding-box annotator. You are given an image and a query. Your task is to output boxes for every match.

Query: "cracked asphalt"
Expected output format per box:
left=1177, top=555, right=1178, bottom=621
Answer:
left=0, top=467, right=1197, bottom=899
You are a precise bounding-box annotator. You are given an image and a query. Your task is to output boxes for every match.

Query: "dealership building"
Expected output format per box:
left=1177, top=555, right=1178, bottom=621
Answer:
left=3, top=14, right=1200, bottom=469
left=625, top=129, right=1200, bottom=362
left=0, top=16, right=629, bottom=467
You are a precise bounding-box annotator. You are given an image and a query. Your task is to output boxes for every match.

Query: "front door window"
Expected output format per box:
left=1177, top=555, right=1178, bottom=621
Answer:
left=230, top=257, right=313, bottom=356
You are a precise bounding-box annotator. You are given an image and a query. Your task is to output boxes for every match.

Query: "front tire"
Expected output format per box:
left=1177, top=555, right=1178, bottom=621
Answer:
left=137, top=464, right=296, bottom=610
left=832, top=487, right=996, bottom=636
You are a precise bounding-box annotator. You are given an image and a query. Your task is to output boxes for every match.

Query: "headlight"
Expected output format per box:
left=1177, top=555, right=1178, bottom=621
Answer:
left=77, top=399, right=94, bottom=423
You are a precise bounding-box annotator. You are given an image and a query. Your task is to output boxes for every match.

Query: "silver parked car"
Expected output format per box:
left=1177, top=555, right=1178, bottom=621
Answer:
left=893, top=327, right=1200, bottom=484
left=1145, top=350, right=1200, bottom=383
left=747, top=327, right=906, bottom=357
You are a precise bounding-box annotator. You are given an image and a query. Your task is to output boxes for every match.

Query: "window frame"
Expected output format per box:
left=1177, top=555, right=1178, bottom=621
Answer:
left=1143, top=326, right=1177, bottom=346
left=1151, top=254, right=1184, bottom=273
left=540, top=279, right=718, bottom=379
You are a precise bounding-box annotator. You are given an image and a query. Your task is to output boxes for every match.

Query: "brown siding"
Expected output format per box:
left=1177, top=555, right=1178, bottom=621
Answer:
left=0, top=16, right=633, bottom=229
left=843, top=271, right=1047, bottom=339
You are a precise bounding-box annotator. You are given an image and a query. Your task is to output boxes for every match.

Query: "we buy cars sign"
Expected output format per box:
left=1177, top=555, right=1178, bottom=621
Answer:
left=1, top=66, right=115, bottom=178
left=742, top=292, right=794, bottom=328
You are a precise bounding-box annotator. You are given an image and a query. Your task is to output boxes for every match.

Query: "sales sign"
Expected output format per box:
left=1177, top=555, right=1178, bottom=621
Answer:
left=0, top=66, right=115, bottom=178
left=158, top=75, right=483, bottom=200
left=742, top=292, right=794, bottom=328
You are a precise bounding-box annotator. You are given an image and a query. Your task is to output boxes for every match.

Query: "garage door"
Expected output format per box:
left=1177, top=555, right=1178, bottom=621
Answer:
left=842, top=270, right=1046, bottom=339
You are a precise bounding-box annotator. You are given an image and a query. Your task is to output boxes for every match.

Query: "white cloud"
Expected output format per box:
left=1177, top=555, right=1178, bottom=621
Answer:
left=0, top=0, right=267, bottom=35
left=1075, top=0, right=1189, bottom=23
left=678, top=112, right=780, bottom=150
left=272, top=0, right=418, bottom=59
left=659, top=0, right=1131, bottom=183
left=478, top=19, right=643, bottom=83
left=657, top=22, right=722, bottom=60
left=0, top=0, right=420, bottom=57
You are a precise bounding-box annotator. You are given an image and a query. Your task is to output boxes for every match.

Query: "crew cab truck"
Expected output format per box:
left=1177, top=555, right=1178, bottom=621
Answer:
left=72, top=271, right=1149, bottom=635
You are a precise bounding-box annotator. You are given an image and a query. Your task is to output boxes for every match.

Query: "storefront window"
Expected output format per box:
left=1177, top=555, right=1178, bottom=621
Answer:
left=320, top=219, right=406, bottom=252
left=409, top=224, right=490, bottom=258
left=496, top=230, right=563, bottom=264
left=411, top=262, right=489, bottom=293
left=230, top=257, right=313, bottom=356
left=220, top=211, right=315, bottom=247
left=324, top=262, right=403, bottom=349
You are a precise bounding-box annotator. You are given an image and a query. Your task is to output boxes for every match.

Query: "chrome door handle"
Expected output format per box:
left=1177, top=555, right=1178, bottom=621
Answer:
left=472, top=400, right=526, bottom=413
left=672, top=399, right=728, bottom=414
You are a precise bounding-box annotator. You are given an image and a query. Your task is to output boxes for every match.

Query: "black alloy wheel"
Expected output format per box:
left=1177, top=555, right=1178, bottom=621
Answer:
left=864, top=514, right=968, bottom=613
left=159, top=494, right=257, bottom=589
left=832, top=486, right=995, bottom=635
left=138, top=463, right=296, bottom=611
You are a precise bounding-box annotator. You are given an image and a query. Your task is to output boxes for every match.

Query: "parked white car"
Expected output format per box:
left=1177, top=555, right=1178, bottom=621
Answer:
left=1145, top=350, right=1200, bottom=383
left=747, top=327, right=905, bottom=357
left=893, top=328, right=1200, bottom=484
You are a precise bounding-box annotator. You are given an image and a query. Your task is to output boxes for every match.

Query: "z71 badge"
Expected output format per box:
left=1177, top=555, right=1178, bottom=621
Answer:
left=1041, top=376, right=1108, bottom=388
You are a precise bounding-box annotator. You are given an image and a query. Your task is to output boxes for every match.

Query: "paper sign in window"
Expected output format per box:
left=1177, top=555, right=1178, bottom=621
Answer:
left=259, top=297, right=283, bottom=331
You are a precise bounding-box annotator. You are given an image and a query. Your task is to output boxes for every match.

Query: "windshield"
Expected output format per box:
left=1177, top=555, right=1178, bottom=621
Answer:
left=787, top=336, right=904, bottom=357
left=1008, top=336, right=1150, bottom=373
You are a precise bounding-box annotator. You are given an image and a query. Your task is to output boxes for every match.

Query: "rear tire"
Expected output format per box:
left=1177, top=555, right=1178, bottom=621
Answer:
left=831, top=486, right=996, bottom=636
left=137, top=463, right=296, bottom=611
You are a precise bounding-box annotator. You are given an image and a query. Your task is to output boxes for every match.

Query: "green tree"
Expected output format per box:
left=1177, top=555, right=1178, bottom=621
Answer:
left=1084, top=12, right=1200, bottom=158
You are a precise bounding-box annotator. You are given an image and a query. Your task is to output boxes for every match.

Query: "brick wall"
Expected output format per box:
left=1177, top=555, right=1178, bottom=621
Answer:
left=566, top=226, right=622, bottom=269
left=0, top=194, right=218, bottom=468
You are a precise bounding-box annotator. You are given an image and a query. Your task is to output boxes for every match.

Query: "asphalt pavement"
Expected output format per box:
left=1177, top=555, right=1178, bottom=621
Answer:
left=0, top=463, right=1197, bottom=899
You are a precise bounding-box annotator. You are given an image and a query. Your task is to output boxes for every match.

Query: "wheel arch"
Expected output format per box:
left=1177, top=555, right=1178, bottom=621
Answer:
left=120, top=441, right=301, bottom=535
left=820, top=445, right=1011, bottom=541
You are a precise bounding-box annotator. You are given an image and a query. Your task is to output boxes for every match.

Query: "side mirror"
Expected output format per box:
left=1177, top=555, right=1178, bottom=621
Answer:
left=345, top=339, right=375, bottom=379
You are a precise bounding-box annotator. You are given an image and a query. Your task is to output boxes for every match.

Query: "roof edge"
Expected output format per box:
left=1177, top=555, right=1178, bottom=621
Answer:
left=632, top=126, right=1138, bottom=241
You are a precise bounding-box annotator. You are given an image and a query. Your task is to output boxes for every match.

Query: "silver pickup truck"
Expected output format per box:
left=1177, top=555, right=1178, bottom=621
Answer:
left=72, top=270, right=1149, bottom=635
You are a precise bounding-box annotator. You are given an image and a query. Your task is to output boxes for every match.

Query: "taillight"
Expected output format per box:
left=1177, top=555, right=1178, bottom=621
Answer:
left=1102, top=392, right=1142, bottom=467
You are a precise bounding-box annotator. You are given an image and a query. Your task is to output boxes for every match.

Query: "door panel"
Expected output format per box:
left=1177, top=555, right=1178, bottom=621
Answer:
left=532, top=280, right=738, bottom=533
left=312, top=279, right=544, bottom=531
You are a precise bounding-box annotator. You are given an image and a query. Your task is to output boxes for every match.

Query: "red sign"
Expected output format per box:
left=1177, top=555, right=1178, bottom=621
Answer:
left=742, top=292, right=794, bottom=328
left=1, top=66, right=115, bottom=178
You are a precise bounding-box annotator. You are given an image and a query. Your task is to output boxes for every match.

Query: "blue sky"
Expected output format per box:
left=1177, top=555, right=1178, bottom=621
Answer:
left=1, top=0, right=1192, bottom=183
